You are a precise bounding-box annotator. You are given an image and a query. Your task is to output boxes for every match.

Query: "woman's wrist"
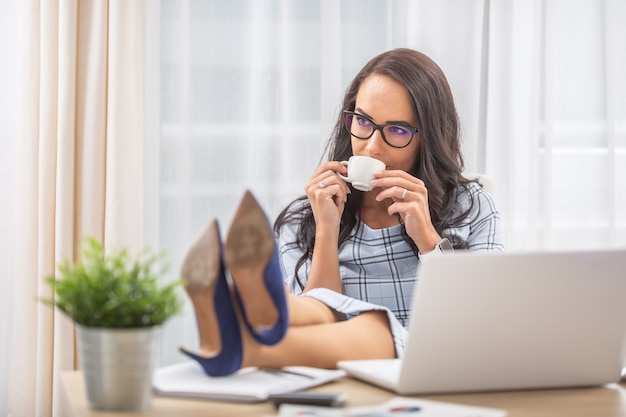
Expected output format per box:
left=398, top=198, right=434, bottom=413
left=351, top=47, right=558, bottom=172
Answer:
left=314, top=224, right=340, bottom=242
left=419, top=237, right=454, bottom=257
left=412, top=229, right=442, bottom=254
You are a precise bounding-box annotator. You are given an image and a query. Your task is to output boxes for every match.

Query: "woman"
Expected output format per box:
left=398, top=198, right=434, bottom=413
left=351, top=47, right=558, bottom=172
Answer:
left=180, top=48, right=504, bottom=377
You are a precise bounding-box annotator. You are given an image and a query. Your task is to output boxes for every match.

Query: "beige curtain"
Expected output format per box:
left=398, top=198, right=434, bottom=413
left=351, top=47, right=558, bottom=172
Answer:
left=8, top=1, right=145, bottom=416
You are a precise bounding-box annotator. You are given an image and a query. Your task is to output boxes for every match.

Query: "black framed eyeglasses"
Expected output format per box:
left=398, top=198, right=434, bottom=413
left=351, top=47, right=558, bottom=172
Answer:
left=343, top=111, right=419, bottom=149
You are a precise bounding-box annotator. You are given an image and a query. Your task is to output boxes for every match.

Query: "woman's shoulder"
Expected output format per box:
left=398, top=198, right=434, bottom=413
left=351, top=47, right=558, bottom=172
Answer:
left=457, top=179, right=494, bottom=200
left=446, top=179, right=504, bottom=251
left=275, top=196, right=310, bottom=235
left=281, top=196, right=311, bottom=219
left=454, top=180, right=498, bottom=216
left=458, top=178, right=488, bottom=194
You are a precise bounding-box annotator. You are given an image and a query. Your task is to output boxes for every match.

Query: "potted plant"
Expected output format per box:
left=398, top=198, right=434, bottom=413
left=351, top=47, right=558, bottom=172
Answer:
left=43, top=237, right=182, bottom=411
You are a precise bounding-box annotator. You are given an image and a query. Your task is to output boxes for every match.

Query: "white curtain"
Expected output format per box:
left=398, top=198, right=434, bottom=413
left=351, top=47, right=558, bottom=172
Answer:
left=0, top=1, right=19, bottom=414
left=484, top=0, right=626, bottom=249
left=1, top=1, right=147, bottom=416
left=153, top=0, right=626, bottom=367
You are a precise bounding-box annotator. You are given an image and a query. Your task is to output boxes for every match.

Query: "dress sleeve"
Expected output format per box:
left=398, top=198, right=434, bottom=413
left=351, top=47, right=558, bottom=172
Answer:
left=465, top=184, right=505, bottom=252
left=444, top=182, right=505, bottom=252
left=276, top=204, right=311, bottom=295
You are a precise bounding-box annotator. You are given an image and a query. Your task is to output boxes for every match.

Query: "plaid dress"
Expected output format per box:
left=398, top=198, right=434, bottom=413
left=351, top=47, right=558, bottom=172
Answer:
left=278, top=182, right=504, bottom=356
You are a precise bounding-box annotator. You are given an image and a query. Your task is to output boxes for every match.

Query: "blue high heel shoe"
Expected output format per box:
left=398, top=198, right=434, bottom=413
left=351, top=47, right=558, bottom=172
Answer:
left=224, top=190, right=289, bottom=346
left=179, top=220, right=242, bottom=377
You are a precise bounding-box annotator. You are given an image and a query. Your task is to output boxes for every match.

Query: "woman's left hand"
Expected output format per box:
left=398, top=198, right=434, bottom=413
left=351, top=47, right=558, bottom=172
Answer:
left=371, top=170, right=442, bottom=253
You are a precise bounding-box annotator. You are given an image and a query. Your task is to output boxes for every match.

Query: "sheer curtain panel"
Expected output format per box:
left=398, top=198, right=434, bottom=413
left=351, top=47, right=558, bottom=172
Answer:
left=0, top=1, right=20, bottom=415
left=485, top=0, right=626, bottom=249
left=5, top=1, right=147, bottom=416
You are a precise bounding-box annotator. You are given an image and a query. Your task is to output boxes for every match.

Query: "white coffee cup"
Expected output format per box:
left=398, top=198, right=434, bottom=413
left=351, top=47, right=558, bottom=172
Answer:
left=337, top=156, right=386, bottom=192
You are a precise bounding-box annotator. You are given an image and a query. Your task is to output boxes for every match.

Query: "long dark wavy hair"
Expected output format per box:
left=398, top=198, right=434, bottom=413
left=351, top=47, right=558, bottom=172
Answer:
left=275, top=48, right=474, bottom=290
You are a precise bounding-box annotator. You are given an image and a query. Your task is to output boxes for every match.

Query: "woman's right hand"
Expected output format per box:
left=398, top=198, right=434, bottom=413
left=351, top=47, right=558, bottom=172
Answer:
left=304, top=161, right=351, bottom=234
left=303, top=161, right=349, bottom=294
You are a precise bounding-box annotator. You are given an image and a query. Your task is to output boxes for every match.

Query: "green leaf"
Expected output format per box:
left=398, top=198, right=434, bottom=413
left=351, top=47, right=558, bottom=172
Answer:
left=41, top=236, right=183, bottom=328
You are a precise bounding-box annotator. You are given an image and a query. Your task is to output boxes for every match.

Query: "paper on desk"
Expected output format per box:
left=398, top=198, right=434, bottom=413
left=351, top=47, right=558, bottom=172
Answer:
left=276, top=397, right=507, bottom=417
left=152, top=360, right=345, bottom=403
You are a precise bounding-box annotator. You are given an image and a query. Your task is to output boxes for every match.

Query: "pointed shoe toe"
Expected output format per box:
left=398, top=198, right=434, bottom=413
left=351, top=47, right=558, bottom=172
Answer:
left=224, top=190, right=289, bottom=346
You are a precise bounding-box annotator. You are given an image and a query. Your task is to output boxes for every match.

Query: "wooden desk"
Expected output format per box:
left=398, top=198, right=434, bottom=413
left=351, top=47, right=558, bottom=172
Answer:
left=60, top=371, right=626, bottom=417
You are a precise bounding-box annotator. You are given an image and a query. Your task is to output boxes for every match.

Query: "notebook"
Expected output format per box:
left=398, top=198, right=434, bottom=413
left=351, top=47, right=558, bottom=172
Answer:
left=152, top=362, right=345, bottom=402
left=338, top=249, right=626, bottom=395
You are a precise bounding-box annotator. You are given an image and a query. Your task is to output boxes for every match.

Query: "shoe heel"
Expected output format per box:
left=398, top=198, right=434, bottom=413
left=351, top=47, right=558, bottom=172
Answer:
left=224, top=190, right=288, bottom=345
left=179, top=220, right=242, bottom=376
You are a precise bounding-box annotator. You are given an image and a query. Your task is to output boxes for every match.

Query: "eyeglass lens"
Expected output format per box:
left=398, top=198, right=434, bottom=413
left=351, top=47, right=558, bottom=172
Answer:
left=345, top=113, right=414, bottom=148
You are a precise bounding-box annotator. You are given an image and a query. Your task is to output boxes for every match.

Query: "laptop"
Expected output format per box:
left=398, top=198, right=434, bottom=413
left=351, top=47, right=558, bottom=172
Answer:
left=338, top=249, right=626, bottom=394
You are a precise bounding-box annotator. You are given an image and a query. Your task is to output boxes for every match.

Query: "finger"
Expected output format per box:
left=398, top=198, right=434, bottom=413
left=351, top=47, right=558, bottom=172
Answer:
left=391, top=186, right=409, bottom=202
left=400, top=187, right=408, bottom=201
left=372, top=177, right=424, bottom=191
left=306, top=178, right=350, bottom=205
left=311, top=161, right=348, bottom=178
left=373, top=169, right=417, bottom=181
left=371, top=173, right=424, bottom=191
left=376, top=185, right=410, bottom=203
left=306, top=172, right=349, bottom=194
left=306, top=163, right=349, bottom=191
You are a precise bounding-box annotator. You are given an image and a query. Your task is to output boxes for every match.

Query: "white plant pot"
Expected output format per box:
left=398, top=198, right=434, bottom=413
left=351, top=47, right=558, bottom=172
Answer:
left=77, top=324, right=161, bottom=410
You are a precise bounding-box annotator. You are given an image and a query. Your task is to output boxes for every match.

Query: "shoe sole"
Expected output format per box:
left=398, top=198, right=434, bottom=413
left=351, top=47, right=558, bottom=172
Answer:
left=224, top=190, right=279, bottom=331
left=180, top=219, right=222, bottom=355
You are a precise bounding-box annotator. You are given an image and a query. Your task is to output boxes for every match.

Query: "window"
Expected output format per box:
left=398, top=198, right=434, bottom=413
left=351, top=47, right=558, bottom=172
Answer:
left=150, top=0, right=625, bottom=366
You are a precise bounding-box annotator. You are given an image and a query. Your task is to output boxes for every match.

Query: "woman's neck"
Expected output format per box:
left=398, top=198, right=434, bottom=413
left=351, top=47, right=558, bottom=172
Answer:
left=358, top=191, right=400, bottom=230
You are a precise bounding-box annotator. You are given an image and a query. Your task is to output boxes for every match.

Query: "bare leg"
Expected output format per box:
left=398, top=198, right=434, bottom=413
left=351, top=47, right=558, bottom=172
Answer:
left=242, top=310, right=396, bottom=369
left=182, top=192, right=395, bottom=375
left=182, top=255, right=395, bottom=371
left=286, top=292, right=345, bottom=326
